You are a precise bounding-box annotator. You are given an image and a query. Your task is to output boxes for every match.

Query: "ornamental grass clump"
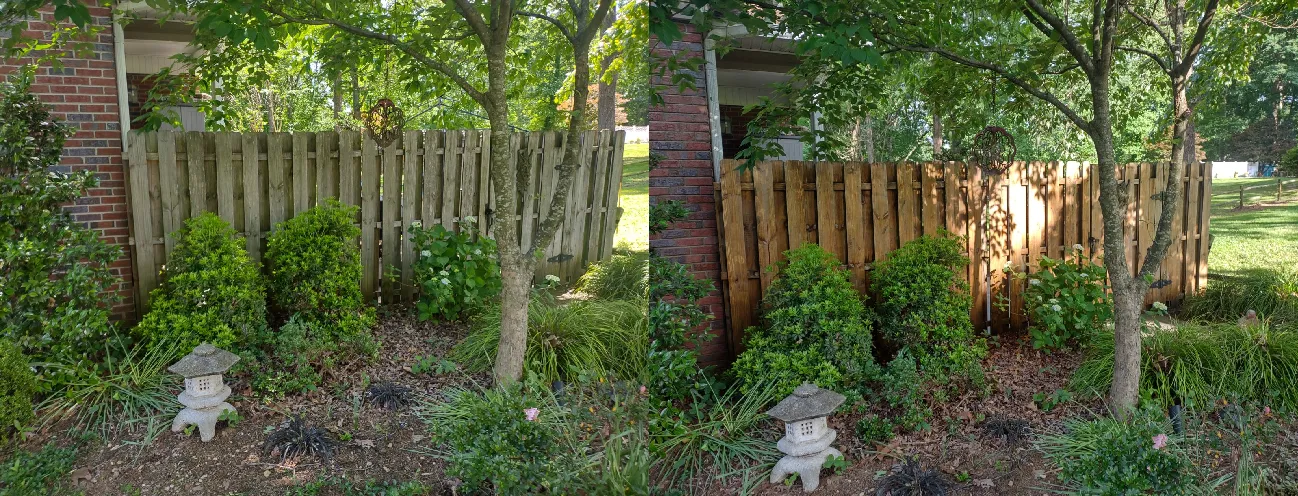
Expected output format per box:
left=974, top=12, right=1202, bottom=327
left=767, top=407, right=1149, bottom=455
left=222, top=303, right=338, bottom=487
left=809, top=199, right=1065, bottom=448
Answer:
left=576, top=250, right=649, bottom=301
left=135, top=213, right=268, bottom=355
left=453, top=295, right=647, bottom=384
left=1036, top=407, right=1204, bottom=494
left=1071, top=321, right=1298, bottom=411
left=1181, top=269, right=1298, bottom=325
left=732, top=244, right=877, bottom=396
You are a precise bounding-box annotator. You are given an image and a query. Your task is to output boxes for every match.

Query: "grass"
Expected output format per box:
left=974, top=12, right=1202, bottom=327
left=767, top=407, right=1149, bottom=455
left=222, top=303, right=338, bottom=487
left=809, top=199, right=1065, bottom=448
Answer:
left=1207, top=178, right=1298, bottom=277
left=613, top=143, right=648, bottom=252
left=651, top=381, right=781, bottom=494
left=38, top=340, right=182, bottom=441
left=576, top=250, right=649, bottom=301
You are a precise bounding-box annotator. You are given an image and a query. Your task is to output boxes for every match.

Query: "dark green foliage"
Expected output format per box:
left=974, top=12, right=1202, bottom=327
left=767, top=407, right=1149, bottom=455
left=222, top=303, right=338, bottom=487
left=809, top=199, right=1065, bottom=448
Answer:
left=365, top=382, right=411, bottom=411
left=879, top=353, right=929, bottom=432
left=1181, top=269, right=1298, bottom=325
left=285, top=477, right=432, bottom=496
left=733, top=244, right=876, bottom=396
left=0, top=71, right=122, bottom=381
left=876, top=457, right=954, bottom=496
left=1282, top=147, right=1298, bottom=176
left=250, top=313, right=378, bottom=395
left=452, top=296, right=647, bottom=383
left=258, top=200, right=378, bottom=393
left=408, top=221, right=501, bottom=321
left=135, top=213, right=268, bottom=354
left=649, top=200, right=689, bottom=236
left=1038, top=408, right=1197, bottom=494
left=421, top=382, right=588, bottom=495
left=0, top=443, right=81, bottom=496
left=0, top=340, right=36, bottom=443
left=577, top=251, right=649, bottom=301
left=647, top=255, right=715, bottom=404
left=39, top=339, right=181, bottom=439
left=872, top=234, right=986, bottom=384
left=264, top=417, right=339, bottom=464
left=854, top=414, right=894, bottom=446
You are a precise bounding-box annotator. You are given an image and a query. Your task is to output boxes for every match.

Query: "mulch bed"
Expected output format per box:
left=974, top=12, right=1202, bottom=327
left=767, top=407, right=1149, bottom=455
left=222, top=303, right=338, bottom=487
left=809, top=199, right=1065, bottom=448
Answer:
left=14, top=308, right=478, bottom=496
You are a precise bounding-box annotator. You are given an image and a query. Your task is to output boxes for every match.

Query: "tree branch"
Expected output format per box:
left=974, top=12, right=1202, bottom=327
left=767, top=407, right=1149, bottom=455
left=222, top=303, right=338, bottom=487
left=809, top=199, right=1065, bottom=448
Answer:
left=1173, top=0, right=1219, bottom=76
left=882, top=40, right=1091, bottom=131
left=450, top=0, right=492, bottom=43
left=1022, top=0, right=1096, bottom=76
left=519, top=11, right=574, bottom=41
left=1124, top=3, right=1174, bottom=52
left=1115, top=44, right=1170, bottom=72
left=262, top=5, right=488, bottom=108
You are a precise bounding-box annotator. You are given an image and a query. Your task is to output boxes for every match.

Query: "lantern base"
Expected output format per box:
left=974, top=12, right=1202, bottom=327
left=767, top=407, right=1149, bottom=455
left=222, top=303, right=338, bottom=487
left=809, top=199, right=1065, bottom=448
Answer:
left=769, top=447, right=842, bottom=493
left=172, top=403, right=236, bottom=442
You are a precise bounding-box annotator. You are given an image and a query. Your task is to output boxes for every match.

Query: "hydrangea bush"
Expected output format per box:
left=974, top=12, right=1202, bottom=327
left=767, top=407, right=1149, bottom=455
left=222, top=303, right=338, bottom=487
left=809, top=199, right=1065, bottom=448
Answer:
left=1012, top=245, right=1113, bottom=350
left=408, top=218, right=501, bottom=321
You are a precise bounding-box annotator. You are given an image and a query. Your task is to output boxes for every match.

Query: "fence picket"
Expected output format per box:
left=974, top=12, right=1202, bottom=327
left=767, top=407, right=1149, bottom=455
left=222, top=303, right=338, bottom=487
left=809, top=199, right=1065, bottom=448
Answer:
left=241, top=133, right=262, bottom=262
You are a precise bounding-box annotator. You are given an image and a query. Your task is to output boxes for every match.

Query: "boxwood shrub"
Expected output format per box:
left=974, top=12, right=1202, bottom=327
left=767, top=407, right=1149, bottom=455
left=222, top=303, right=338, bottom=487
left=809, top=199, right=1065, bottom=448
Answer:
left=135, top=212, right=268, bottom=355
left=0, top=339, right=37, bottom=443
left=733, top=244, right=877, bottom=396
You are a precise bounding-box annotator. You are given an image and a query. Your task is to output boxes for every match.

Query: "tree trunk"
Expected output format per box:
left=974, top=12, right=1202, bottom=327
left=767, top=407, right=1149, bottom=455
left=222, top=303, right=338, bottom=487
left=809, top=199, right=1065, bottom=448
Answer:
left=1109, top=285, right=1145, bottom=408
left=596, top=6, right=618, bottom=130
left=493, top=256, right=533, bottom=383
left=864, top=113, right=875, bottom=162
left=332, top=74, right=343, bottom=129
left=932, top=110, right=943, bottom=157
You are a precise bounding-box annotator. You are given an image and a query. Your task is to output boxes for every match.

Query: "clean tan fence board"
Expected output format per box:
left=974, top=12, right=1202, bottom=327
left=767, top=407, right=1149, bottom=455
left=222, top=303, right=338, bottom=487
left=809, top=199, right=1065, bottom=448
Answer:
left=715, top=160, right=1213, bottom=344
left=126, top=130, right=625, bottom=312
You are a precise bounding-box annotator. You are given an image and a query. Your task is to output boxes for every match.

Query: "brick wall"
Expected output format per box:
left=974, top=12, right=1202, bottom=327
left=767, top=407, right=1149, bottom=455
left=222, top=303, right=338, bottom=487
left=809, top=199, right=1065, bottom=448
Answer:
left=649, top=22, right=731, bottom=365
left=1, top=6, right=136, bottom=322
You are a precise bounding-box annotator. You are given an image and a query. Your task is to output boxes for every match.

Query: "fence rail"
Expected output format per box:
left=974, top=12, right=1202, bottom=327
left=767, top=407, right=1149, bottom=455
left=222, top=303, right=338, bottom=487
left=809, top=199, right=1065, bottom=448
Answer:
left=126, top=129, right=625, bottom=312
left=715, top=159, right=1212, bottom=354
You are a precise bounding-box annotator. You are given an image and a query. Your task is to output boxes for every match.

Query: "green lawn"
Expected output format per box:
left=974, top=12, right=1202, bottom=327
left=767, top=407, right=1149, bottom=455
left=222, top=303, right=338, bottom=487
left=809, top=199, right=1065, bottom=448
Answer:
left=1208, top=177, right=1298, bottom=277
left=613, top=143, right=648, bottom=252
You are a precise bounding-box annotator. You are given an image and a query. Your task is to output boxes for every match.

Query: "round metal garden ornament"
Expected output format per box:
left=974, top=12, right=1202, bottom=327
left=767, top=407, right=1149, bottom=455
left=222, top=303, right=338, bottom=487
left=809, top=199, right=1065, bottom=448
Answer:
left=971, top=125, right=1017, bottom=175
left=365, top=98, right=404, bottom=148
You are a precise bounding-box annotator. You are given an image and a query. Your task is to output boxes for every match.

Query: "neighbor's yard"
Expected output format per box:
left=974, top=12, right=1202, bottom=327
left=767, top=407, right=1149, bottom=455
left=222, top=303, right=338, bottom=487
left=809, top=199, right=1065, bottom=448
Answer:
left=614, top=143, right=649, bottom=252
left=1208, top=177, right=1298, bottom=276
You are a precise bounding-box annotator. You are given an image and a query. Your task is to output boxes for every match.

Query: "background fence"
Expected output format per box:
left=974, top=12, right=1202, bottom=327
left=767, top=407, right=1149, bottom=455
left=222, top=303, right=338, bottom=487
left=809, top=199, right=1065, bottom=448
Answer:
left=716, top=159, right=1212, bottom=354
left=127, top=129, right=626, bottom=312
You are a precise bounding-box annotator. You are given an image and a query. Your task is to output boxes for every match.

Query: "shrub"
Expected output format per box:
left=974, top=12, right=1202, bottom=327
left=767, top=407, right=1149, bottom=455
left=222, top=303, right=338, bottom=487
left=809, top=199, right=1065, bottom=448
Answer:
left=879, top=353, right=930, bottom=431
left=266, top=199, right=369, bottom=319
left=135, top=213, right=268, bottom=354
left=1181, top=269, right=1298, bottom=325
left=0, top=443, right=80, bottom=496
left=250, top=314, right=378, bottom=394
left=418, top=381, right=590, bottom=495
left=872, top=233, right=985, bottom=383
left=453, top=295, right=647, bottom=383
left=1012, top=246, right=1112, bottom=350
left=577, top=251, right=649, bottom=301
left=1281, top=146, right=1298, bottom=176
left=0, top=71, right=122, bottom=380
left=733, top=244, right=876, bottom=396
left=259, top=200, right=378, bottom=393
left=1072, top=321, right=1298, bottom=411
left=0, top=340, right=37, bottom=443
left=647, top=255, right=715, bottom=405
left=408, top=220, right=501, bottom=321
left=1037, top=408, right=1198, bottom=494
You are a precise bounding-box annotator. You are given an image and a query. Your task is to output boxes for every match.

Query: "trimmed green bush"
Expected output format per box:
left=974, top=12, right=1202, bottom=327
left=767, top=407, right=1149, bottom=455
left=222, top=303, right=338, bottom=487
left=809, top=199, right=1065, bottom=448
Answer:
left=733, top=244, right=876, bottom=396
left=0, top=340, right=37, bottom=443
left=135, top=213, right=268, bottom=354
left=577, top=251, right=649, bottom=301
left=871, top=233, right=985, bottom=383
left=257, top=200, right=377, bottom=393
left=0, top=71, right=122, bottom=382
left=1037, top=408, right=1199, bottom=494
left=408, top=220, right=501, bottom=321
left=647, top=254, right=716, bottom=406
left=453, top=295, right=647, bottom=383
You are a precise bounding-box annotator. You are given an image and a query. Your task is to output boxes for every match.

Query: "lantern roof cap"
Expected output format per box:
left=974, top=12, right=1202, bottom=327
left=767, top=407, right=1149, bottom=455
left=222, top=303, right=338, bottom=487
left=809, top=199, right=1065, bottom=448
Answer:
left=168, top=343, right=240, bottom=378
left=766, top=383, right=844, bottom=422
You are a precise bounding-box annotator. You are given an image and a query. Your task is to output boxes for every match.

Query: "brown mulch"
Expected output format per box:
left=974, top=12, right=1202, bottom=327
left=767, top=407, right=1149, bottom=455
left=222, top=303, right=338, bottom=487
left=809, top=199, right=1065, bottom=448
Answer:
left=744, top=338, right=1096, bottom=496
left=15, top=308, right=481, bottom=496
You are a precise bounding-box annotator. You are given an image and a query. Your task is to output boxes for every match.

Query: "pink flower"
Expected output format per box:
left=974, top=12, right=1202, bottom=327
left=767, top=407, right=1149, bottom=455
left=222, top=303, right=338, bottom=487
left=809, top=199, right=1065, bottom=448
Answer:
left=524, top=407, right=539, bottom=422
left=1152, top=433, right=1168, bottom=450
left=639, top=385, right=647, bottom=395
left=1264, top=406, right=1272, bottom=416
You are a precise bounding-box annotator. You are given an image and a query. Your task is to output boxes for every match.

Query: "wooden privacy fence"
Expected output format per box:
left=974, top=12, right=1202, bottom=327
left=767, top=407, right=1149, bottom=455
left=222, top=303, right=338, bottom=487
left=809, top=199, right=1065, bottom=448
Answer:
left=127, top=129, right=626, bottom=312
left=716, top=159, right=1213, bottom=354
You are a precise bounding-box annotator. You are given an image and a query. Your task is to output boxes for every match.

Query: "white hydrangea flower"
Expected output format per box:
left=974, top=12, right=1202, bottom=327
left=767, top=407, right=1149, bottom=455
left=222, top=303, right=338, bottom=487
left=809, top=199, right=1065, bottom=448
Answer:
left=474, top=248, right=483, bottom=256
left=411, top=220, right=422, bottom=228
left=421, top=250, right=430, bottom=258
left=439, top=270, right=449, bottom=276
left=1073, top=243, right=1084, bottom=252
left=1051, top=304, right=1062, bottom=312
left=1152, top=301, right=1168, bottom=312
left=545, top=274, right=560, bottom=283
left=1029, top=279, right=1040, bottom=286
left=1080, top=273, right=1088, bottom=279
left=463, top=216, right=477, bottom=223
left=440, top=278, right=451, bottom=285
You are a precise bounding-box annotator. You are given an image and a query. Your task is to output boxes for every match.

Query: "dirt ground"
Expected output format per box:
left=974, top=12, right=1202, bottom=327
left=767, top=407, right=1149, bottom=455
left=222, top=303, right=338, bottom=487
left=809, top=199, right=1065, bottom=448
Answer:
left=747, top=338, right=1098, bottom=496
left=20, top=308, right=479, bottom=496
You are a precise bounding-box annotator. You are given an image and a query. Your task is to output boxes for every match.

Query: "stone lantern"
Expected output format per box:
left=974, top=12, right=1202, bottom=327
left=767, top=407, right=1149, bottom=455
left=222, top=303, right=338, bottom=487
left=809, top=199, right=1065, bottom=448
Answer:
left=168, top=343, right=240, bottom=442
left=767, top=383, right=845, bottom=493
